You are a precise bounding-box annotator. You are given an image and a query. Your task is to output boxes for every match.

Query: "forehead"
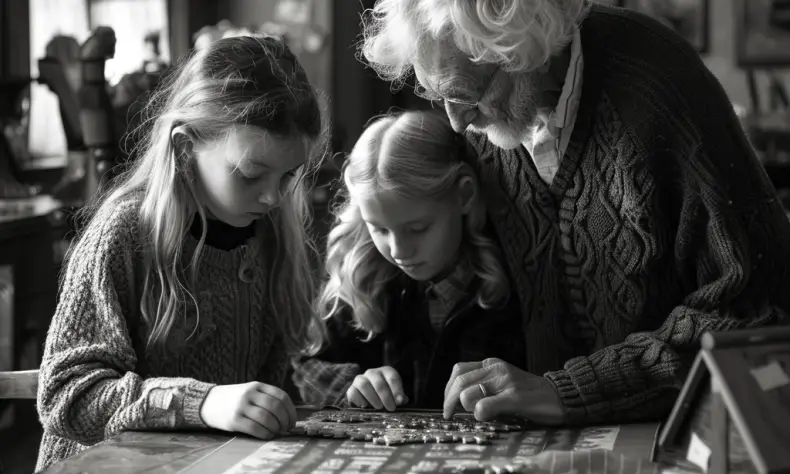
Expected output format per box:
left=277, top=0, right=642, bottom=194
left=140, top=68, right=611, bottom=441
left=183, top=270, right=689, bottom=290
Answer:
left=226, top=125, right=307, bottom=168
left=358, top=190, right=447, bottom=225
left=415, top=35, right=495, bottom=86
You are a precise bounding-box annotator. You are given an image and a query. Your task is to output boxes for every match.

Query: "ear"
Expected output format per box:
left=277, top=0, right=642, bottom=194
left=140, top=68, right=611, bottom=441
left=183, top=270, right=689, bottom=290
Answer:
left=170, top=124, right=197, bottom=160
left=457, top=175, right=477, bottom=215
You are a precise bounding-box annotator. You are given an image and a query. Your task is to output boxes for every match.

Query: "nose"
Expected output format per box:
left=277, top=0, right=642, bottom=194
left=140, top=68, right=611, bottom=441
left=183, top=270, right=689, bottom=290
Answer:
left=445, top=102, right=477, bottom=133
left=257, top=178, right=282, bottom=208
left=389, top=234, right=414, bottom=261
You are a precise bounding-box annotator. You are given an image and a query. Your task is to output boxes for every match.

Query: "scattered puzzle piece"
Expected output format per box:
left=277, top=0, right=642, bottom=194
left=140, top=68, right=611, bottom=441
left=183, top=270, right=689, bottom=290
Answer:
left=297, top=410, right=528, bottom=448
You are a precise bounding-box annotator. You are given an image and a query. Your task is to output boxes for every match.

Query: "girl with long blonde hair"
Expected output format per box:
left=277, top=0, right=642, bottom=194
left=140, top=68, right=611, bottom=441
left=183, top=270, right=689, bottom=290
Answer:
left=293, top=109, right=525, bottom=410
left=36, top=35, right=327, bottom=471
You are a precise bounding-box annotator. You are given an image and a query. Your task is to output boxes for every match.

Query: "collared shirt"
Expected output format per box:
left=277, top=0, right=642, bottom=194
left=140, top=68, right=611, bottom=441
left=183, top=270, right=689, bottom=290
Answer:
left=522, top=29, right=585, bottom=184
left=291, top=261, right=478, bottom=407
left=426, top=256, right=476, bottom=332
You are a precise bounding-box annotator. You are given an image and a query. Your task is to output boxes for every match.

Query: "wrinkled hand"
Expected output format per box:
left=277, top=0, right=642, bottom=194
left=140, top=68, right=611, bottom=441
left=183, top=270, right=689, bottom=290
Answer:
left=200, top=382, right=297, bottom=439
left=347, top=366, right=409, bottom=411
left=443, top=358, right=565, bottom=424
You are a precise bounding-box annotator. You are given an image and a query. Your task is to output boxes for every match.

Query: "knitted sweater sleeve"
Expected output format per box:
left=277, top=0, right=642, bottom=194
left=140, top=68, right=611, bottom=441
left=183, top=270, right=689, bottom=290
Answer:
left=37, top=202, right=214, bottom=445
left=543, top=18, right=790, bottom=423
left=546, top=171, right=790, bottom=424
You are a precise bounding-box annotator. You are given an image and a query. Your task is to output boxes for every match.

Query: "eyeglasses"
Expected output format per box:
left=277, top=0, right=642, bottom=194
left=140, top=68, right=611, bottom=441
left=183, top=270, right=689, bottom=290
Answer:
left=414, top=66, right=499, bottom=107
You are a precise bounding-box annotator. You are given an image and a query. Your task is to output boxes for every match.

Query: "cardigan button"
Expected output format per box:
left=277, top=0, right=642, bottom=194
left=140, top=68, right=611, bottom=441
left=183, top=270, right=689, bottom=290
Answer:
left=239, top=263, right=254, bottom=283
left=537, top=193, right=553, bottom=207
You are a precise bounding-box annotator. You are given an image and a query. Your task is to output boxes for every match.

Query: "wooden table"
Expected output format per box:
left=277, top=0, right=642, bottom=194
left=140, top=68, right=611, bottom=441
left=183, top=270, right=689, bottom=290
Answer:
left=39, top=409, right=695, bottom=474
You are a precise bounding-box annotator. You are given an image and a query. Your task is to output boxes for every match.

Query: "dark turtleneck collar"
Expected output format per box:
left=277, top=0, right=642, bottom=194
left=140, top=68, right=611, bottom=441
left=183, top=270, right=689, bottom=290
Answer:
left=189, top=214, right=255, bottom=251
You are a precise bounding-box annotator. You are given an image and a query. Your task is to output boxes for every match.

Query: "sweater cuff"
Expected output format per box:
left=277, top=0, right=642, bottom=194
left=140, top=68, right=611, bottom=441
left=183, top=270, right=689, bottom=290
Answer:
left=544, top=356, right=608, bottom=425
left=181, top=381, right=216, bottom=428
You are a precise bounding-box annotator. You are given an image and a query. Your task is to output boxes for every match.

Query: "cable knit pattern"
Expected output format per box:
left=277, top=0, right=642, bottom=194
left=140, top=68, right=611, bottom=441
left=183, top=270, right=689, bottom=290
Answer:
left=468, top=5, right=790, bottom=425
left=35, top=197, right=287, bottom=472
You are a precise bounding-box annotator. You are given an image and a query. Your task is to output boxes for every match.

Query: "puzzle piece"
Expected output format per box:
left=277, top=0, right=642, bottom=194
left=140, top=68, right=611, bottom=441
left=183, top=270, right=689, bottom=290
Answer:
left=297, top=410, right=527, bottom=447
left=439, top=461, right=537, bottom=473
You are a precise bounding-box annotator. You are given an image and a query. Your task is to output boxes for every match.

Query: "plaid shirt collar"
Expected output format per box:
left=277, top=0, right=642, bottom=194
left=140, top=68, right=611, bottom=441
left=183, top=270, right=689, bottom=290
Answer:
left=426, top=255, right=476, bottom=309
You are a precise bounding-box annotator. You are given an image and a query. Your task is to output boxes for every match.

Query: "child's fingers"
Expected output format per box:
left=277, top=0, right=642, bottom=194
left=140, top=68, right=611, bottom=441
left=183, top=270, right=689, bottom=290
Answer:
left=244, top=403, right=283, bottom=434
left=380, top=367, right=408, bottom=406
left=365, top=371, right=397, bottom=411
left=256, top=384, right=297, bottom=429
left=238, top=415, right=276, bottom=440
left=249, top=391, right=290, bottom=433
left=351, top=375, right=385, bottom=410
left=346, top=385, right=368, bottom=408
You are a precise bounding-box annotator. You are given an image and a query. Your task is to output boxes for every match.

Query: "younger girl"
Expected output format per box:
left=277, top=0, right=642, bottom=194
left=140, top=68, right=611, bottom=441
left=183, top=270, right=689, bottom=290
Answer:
left=36, top=36, right=326, bottom=471
left=292, top=109, right=526, bottom=411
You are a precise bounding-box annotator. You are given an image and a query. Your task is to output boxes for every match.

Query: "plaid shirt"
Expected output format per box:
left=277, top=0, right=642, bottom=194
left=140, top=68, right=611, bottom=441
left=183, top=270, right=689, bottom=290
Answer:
left=522, top=29, right=584, bottom=184
left=426, top=256, right=476, bottom=332
left=292, top=261, right=524, bottom=408
left=290, top=357, right=360, bottom=408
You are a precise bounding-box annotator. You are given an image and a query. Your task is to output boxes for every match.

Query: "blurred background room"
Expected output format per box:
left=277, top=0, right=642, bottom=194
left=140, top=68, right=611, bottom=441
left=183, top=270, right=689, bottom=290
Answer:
left=1, top=0, right=790, bottom=472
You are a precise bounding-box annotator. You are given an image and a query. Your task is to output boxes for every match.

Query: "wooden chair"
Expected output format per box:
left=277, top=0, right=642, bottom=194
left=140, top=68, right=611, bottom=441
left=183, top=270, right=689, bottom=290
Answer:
left=0, top=370, right=39, bottom=399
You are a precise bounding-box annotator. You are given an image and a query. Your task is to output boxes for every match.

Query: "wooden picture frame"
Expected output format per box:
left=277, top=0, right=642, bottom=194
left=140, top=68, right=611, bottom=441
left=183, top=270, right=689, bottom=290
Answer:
left=735, top=0, right=790, bottom=67
left=619, top=0, right=709, bottom=53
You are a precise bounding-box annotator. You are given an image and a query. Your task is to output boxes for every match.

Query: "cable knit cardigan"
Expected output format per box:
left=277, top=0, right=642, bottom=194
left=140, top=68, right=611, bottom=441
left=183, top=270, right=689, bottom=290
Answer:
left=469, top=4, right=790, bottom=425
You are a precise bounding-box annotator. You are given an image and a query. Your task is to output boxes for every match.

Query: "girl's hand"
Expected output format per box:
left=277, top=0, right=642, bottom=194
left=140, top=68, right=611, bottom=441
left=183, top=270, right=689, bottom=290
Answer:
left=200, top=382, right=297, bottom=439
left=346, top=366, right=408, bottom=411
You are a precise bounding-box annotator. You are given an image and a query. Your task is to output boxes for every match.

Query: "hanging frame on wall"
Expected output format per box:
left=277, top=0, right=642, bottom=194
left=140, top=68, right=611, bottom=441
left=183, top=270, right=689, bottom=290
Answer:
left=596, top=0, right=709, bottom=53
left=735, top=0, right=790, bottom=67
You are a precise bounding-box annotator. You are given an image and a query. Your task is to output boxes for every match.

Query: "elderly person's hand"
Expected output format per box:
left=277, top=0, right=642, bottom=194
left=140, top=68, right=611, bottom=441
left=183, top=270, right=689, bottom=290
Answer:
left=443, top=358, right=565, bottom=424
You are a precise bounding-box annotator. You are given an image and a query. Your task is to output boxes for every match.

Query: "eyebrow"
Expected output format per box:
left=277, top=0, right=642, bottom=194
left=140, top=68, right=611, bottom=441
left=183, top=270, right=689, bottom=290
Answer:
left=236, top=145, right=272, bottom=170
left=436, top=74, right=477, bottom=98
left=365, top=217, right=429, bottom=228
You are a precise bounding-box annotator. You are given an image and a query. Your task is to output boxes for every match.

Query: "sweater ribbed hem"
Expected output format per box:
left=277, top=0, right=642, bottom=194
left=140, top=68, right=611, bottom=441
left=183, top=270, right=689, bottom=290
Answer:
left=545, top=356, right=608, bottom=425
left=182, top=381, right=216, bottom=428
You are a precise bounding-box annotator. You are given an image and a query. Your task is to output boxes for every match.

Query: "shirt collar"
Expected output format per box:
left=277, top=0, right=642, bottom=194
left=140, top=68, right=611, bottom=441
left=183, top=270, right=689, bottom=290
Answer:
left=426, top=255, right=475, bottom=307
left=549, top=29, right=584, bottom=130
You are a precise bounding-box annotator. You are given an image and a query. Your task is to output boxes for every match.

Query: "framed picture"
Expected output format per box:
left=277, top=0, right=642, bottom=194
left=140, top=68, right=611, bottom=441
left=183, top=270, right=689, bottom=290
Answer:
left=620, top=0, right=709, bottom=53
left=735, top=0, right=790, bottom=67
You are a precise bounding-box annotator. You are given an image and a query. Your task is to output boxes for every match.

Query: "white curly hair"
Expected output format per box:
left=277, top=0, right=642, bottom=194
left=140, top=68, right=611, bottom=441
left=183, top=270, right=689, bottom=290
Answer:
left=360, top=0, right=589, bottom=86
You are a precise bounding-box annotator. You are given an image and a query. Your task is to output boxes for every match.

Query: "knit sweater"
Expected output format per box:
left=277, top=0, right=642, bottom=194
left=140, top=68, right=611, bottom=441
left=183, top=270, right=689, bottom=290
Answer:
left=35, top=197, right=288, bottom=472
left=468, top=4, right=790, bottom=425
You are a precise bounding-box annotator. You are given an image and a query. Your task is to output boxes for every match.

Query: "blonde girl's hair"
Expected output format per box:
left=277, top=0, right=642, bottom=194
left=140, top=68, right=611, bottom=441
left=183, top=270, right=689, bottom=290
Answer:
left=66, top=35, right=328, bottom=356
left=319, top=109, right=509, bottom=337
left=360, top=0, right=589, bottom=86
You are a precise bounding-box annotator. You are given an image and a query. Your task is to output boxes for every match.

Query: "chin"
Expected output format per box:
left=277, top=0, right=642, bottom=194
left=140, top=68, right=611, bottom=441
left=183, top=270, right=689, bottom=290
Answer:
left=401, top=265, right=436, bottom=282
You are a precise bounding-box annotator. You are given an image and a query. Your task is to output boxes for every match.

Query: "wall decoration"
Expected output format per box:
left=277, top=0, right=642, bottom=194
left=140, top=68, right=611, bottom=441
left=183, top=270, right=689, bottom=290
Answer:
left=620, top=0, right=709, bottom=53
left=735, top=0, right=790, bottom=66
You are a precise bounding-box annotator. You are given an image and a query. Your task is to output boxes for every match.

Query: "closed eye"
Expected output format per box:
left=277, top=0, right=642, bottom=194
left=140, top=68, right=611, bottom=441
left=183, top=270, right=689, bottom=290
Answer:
left=231, top=167, right=261, bottom=183
left=279, top=164, right=306, bottom=193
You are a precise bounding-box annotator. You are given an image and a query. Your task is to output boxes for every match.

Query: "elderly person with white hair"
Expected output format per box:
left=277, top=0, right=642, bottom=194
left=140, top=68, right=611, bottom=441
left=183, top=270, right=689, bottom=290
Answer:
left=359, top=0, right=790, bottom=426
